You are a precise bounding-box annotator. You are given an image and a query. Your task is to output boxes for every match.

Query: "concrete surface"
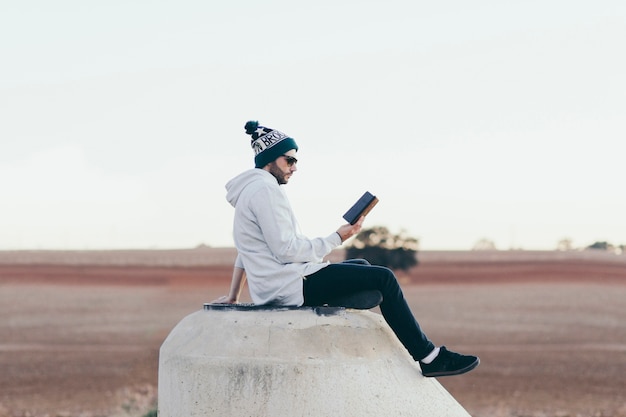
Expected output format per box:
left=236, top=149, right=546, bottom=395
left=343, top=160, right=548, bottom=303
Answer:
left=158, top=307, right=471, bottom=416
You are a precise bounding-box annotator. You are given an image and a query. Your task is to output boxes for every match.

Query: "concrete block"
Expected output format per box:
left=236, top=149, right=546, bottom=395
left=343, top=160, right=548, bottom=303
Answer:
left=158, top=306, right=471, bottom=416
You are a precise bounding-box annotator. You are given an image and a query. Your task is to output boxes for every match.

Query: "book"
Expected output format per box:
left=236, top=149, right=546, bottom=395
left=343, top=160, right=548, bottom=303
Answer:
left=343, top=191, right=379, bottom=225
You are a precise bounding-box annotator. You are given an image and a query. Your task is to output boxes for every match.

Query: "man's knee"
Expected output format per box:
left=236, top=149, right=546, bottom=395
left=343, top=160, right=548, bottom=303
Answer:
left=378, top=266, right=401, bottom=290
left=342, top=258, right=371, bottom=265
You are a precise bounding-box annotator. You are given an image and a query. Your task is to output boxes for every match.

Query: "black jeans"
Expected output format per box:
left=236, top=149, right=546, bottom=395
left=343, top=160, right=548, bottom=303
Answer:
left=303, top=259, right=435, bottom=361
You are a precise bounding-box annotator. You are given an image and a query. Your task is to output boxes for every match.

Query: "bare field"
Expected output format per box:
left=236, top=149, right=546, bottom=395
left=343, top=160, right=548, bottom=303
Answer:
left=0, top=249, right=625, bottom=417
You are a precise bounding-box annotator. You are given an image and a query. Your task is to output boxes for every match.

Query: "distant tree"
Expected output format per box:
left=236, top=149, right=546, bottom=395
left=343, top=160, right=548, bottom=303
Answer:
left=345, top=226, right=419, bottom=271
left=586, top=241, right=612, bottom=251
left=557, top=238, right=574, bottom=251
left=472, top=238, right=496, bottom=251
left=585, top=241, right=626, bottom=254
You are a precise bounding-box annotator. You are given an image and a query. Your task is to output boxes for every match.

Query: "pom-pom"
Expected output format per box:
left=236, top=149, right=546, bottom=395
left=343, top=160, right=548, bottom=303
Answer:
left=244, top=120, right=259, bottom=135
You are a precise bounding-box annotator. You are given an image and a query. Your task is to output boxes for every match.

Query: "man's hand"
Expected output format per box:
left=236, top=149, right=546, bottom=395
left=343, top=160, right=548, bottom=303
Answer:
left=336, top=216, right=364, bottom=242
left=211, top=295, right=238, bottom=304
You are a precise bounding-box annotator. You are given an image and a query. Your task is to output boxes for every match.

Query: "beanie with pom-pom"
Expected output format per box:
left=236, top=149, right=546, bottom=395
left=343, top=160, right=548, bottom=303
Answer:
left=244, top=120, right=299, bottom=168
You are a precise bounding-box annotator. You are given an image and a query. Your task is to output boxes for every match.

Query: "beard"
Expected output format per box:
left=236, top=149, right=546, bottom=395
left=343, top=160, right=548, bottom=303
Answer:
left=268, top=162, right=289, bottom=185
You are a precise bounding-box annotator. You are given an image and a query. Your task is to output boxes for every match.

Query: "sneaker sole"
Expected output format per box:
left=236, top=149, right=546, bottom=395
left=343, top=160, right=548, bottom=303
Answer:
left=421, top=357, right=480, bottom=377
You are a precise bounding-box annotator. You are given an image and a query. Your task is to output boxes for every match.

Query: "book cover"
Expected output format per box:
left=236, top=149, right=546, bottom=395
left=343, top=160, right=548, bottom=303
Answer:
left=343, top=191, right=379, bottom=225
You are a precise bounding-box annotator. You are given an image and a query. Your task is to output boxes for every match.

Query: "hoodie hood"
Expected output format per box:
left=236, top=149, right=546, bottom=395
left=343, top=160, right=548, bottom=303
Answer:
left=225, top=168, right=274, bottom=207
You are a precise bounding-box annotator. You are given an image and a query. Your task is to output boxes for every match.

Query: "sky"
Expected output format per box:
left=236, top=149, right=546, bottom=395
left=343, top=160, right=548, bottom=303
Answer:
left=1, top=0, right=625, bottom=251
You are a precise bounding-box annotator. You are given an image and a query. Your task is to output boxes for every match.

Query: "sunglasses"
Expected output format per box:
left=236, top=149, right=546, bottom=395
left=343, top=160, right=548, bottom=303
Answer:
left=282, top=155, right=298, bottom=166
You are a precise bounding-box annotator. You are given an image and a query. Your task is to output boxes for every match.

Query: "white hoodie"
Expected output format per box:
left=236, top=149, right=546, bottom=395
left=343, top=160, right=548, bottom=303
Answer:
left=225, top=168, right=341, bottom=306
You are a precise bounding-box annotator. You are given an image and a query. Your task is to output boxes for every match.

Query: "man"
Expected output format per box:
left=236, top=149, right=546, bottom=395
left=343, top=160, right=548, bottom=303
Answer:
left=222, top=120, right=479, bottom=377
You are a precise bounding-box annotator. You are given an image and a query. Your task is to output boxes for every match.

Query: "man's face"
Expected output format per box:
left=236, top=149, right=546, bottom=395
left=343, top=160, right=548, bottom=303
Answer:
left=267, top=149, right=298, bottom=185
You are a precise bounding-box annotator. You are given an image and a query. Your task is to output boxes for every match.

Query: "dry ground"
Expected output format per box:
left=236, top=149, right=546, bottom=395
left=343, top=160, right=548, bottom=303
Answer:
left=0, top=249, right=625, bottom=417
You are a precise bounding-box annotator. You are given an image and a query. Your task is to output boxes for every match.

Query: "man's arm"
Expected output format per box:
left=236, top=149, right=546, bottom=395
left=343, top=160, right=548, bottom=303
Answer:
left=253, top=186, right=360, bottom=263
left=212, top=258, right=247, bottom=304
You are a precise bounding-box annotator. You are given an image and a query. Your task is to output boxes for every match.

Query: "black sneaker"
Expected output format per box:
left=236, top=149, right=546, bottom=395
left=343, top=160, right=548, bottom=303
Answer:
left=325, top=290, right=383, bottom=310
left=419, top=346, right=480, bottom=377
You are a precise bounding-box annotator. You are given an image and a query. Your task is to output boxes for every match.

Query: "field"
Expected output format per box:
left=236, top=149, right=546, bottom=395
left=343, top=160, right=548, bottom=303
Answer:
left=0, top=248, right=625, bottom=417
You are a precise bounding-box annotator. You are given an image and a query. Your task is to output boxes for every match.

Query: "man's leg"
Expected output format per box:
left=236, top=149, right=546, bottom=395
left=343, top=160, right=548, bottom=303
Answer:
left=303, top=262, right=480, bottom=377
left=303, top=262, right=435, bottom=361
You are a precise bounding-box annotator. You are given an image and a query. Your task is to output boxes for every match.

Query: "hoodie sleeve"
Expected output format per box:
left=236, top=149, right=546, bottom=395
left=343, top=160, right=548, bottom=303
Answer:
left=251, top=184, right=340, bottom=263
left=234, top=253, right=244, bottom=269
